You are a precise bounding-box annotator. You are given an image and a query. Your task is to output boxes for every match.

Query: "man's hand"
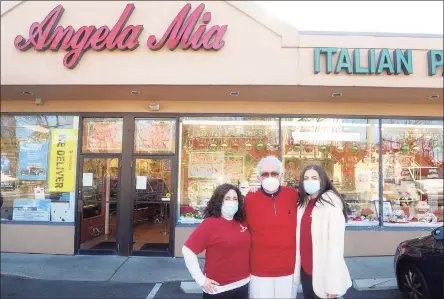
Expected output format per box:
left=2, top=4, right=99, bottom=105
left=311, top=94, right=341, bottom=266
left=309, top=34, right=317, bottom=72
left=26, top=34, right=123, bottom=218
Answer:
left=202, top=278, right=220, bottom=294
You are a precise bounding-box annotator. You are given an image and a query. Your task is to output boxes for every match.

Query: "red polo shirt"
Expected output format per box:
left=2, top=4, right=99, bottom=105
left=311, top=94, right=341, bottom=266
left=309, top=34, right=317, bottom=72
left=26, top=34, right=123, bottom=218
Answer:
left=300, top=198, right=316, bottom=275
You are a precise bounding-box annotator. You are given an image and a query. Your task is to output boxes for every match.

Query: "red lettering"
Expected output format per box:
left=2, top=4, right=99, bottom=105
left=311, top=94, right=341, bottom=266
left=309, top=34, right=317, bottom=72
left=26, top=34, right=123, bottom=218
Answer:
left=14, top=3, right=227, bottom=69
left=147, top=3, right=227, bottom=51
left=14, top=4, right=142, bottom=69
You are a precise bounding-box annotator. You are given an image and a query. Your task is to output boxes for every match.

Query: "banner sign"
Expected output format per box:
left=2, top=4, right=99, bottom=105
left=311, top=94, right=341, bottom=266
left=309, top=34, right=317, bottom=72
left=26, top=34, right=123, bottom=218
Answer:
left=48, top=129, right=78, bottom=192
left=18, top=142, right=48, bottom=181
left=13, top=199, right=51, bottom=221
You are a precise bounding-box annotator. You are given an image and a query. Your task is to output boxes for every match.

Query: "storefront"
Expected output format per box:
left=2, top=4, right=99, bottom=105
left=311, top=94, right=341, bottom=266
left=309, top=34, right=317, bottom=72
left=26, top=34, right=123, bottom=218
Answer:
left=1, top=1, right=443, bottom=257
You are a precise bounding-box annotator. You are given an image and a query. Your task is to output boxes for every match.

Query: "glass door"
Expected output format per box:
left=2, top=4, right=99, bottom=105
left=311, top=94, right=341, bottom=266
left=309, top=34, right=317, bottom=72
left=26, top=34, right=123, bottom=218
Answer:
left=131, top=158, right=173, bottom=256
left=78, top=158, right=120, bottom=253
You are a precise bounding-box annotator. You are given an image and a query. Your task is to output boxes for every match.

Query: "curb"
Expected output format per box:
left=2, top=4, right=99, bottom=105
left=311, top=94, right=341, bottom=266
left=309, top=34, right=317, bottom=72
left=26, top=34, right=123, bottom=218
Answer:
left=181, top=278, right=398, bottom=294
left=352, top=278, right=397, bottom=291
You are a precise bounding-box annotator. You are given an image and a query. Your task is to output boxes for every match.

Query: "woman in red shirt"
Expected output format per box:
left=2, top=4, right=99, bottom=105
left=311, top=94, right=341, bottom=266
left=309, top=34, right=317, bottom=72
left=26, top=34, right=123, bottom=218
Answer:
left=182, top=183, right=251, bottom=299
left=294, top=165, right=352, bottom=299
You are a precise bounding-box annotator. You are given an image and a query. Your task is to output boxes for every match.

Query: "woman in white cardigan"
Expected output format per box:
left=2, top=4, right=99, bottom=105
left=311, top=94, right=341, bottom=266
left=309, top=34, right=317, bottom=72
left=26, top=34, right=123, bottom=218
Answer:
left=294, top=164, right=352, bottom=299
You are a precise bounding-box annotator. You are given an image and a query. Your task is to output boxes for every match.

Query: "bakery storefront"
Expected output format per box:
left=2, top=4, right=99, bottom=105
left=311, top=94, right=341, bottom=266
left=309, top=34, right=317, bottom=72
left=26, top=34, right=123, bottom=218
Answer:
left=1, top=1, right=443, bottom=257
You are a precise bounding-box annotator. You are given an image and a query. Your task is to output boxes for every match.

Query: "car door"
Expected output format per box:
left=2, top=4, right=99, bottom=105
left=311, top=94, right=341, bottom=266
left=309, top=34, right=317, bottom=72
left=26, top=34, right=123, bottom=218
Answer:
left=419, top=236, right=444, bottom=298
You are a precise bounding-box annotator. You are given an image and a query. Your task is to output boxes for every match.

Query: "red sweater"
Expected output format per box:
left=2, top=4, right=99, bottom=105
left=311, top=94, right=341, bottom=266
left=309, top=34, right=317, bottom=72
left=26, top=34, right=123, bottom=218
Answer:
left=244, top=186, right=298, bottom=277
left=184, top=217, right=251, bottom=286
left=300, top=198, right=316, bottom=275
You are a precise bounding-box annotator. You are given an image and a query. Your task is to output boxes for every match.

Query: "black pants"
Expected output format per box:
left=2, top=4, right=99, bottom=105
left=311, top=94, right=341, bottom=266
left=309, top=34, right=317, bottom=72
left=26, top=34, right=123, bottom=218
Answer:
left=202, top=283, right=249, bottom=299
left=301, top=267, right=338, bottom=299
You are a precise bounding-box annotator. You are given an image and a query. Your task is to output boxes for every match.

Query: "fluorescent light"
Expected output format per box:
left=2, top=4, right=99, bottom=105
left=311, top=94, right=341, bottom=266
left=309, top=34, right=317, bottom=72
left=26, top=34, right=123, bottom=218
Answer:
left=382, top=124, right=443, bottom=129
left=282, top=121, right=371, bottom=127
left=182, top=120, right=278, bottom=126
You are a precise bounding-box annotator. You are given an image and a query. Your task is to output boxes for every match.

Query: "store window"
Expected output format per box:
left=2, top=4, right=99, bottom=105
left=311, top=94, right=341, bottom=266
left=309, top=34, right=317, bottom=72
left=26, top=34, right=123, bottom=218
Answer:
left=0, top=115, right=80, bottom=223
left=134, top=118, right=176, bottom=154
left=178, top=117, right=279, bottom=224
left=82, top=118, right=123, bottom=154
left=281, top=118, right=380, bottom=226
left=382, top=119, right=443, bottom=227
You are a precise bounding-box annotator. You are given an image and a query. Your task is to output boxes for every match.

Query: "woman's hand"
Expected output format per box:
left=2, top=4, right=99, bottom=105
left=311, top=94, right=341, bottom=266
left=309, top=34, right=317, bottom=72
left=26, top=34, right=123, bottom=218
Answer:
left=202, top=278, right=220, bottom=293
left=327, top=294, right=337, bottom=298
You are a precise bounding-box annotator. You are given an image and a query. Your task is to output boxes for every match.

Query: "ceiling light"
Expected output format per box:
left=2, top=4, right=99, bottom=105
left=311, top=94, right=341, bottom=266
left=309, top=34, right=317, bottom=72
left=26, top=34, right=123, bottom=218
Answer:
left=230, top=91, right=240, bottom=96
left=22, top=91, right=33, bottom=96
left=131, top=90, right=140, bottom=96
left=428, top=95, right=440, bottom=100
left=331, top=92, right=343, bottom=98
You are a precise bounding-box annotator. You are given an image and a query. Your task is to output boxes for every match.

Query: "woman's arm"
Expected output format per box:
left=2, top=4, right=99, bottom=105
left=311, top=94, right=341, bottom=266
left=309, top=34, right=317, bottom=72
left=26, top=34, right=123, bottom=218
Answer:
left=182, top=245, right=206, bottom=286
left=324, top=193, right=346, bottom=295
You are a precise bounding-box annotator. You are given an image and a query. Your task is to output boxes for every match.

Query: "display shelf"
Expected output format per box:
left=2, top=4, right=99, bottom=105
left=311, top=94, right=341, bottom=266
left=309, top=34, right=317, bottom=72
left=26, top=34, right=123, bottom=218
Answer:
left=383, top=221, right=443, bottom=227
left=346, top=220, right=379, bottom=226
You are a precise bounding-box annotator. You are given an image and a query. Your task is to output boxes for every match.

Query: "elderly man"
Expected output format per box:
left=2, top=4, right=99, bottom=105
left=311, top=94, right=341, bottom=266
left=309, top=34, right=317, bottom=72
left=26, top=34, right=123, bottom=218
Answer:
left=244, top=156, right=298, bottom=299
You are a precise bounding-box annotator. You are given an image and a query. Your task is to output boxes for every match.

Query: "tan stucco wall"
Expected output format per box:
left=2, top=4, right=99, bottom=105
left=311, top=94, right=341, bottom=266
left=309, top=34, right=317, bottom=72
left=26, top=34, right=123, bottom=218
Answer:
left=1, top=224, right=75, bottom=255
left=1, top=1, right=443, bottom=88
left=174, top=226, right=432, bottom=257
left=1, top=99, right=443, bottom=117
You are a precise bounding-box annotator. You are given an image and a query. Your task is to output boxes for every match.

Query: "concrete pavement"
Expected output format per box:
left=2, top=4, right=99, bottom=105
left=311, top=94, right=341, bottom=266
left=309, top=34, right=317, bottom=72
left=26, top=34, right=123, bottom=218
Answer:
left=0, top=253, right=396, bottom=292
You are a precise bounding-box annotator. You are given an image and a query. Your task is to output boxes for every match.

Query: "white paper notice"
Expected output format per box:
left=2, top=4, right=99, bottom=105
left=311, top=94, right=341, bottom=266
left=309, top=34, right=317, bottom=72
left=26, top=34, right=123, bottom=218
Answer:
left=34, top=187, right=45, bottom=200
left=83, top=173, right=93, bottom=187
left=136, top=176, right=147, bottom=190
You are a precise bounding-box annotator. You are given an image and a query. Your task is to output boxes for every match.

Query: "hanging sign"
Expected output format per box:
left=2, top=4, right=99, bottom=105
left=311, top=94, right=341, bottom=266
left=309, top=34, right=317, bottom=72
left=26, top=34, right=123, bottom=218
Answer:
left=14, top=3, right=228, bottom=69
left=48, top=129, right=78, bottom=192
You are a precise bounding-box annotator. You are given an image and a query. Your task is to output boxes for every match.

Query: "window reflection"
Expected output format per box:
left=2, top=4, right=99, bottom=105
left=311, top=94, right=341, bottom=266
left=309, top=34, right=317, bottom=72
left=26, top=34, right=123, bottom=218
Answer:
left=382, top=120, right=443, bottom=227
left=178, top=117, right=279, bottom=224
left=282, top=118, right=380, bottom=226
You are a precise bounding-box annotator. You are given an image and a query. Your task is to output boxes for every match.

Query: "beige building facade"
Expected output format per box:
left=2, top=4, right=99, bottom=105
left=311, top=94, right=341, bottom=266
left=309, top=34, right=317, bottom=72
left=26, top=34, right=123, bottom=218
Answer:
left=1, top=1, right=443, bottom=257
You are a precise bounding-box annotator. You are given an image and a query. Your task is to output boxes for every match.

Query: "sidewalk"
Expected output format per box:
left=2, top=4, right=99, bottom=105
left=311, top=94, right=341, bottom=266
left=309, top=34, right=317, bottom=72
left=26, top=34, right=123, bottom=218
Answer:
left=0, top=253, right=396, bottom=292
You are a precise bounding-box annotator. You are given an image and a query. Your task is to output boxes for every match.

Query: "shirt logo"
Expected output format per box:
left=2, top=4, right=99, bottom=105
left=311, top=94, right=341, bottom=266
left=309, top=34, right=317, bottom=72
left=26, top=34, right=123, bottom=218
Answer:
left=240, top=224, right=248, bottom=232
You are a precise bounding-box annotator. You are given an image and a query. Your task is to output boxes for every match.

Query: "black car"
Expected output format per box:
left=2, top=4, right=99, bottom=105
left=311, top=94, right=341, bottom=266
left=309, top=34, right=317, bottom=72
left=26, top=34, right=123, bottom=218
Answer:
left=394, top=226, right=444, bottom=299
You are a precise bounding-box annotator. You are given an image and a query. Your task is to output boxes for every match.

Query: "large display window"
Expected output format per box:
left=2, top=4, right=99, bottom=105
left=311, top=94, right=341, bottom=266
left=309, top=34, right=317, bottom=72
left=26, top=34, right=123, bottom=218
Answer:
left=381, top=119, right=443, bottom=227
left=178, top=117, right=279, bottom=224
left=1, top=115, right=80, bottom=223
left=281, top=118, right=381, bottom=226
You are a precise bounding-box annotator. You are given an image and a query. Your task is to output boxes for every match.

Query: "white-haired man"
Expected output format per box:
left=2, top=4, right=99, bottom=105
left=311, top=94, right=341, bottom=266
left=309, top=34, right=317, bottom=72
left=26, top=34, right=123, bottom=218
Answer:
left=244, top=156, right=298, bottom=299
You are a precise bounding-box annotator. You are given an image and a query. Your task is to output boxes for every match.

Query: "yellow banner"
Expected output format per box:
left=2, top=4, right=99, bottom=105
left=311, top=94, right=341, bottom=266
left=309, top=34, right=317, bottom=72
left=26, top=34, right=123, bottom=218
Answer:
left=48, top=129, right=78, bottom=192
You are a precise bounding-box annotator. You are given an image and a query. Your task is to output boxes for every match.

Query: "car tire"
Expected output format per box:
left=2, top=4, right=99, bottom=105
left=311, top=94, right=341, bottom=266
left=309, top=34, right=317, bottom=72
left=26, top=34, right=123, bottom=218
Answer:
left=399, top=263, right=431, bottom=299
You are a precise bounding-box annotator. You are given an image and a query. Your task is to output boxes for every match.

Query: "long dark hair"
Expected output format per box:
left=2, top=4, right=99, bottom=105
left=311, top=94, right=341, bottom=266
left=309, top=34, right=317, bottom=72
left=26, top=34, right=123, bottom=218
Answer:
left=203, top=183, right=245, bottom=222
left=297, top=164, right=348, bottom=221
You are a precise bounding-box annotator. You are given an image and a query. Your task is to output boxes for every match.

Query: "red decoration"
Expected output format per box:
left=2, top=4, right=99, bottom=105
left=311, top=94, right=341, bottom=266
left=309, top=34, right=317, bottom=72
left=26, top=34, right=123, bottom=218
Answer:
left=14, top=3, right=227, bottom=69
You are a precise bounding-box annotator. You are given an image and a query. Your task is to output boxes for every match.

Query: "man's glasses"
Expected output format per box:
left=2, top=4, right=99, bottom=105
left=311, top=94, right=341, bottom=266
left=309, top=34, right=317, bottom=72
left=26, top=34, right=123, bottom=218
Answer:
left=260, top=172, right=280, bottom=178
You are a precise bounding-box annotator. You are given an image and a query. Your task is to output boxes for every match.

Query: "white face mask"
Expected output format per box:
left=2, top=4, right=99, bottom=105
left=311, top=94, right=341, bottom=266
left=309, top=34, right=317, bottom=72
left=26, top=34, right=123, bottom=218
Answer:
left=262, top=177, right=280, bottom=193
left=304, top=180, right=321, bottom=195
left=221, top=201, right=239, bottom=219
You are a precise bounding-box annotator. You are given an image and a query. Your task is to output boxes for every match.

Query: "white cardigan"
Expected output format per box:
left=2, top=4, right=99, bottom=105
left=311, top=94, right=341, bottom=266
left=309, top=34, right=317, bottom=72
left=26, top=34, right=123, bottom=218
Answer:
left=294, top=191, right=352, bottom=298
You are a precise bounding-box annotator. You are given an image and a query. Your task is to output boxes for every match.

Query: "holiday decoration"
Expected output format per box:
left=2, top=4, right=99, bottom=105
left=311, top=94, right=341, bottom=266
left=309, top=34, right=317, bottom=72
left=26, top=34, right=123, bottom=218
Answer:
left=293, top=143, right=301, bottom=152
left=319, top=145, right=327, bottom=152
left=351, top=145, right=359, bottom=154
left=256, top=140, right=265, bottom=151
left=401, top=144, right=410, bottom=153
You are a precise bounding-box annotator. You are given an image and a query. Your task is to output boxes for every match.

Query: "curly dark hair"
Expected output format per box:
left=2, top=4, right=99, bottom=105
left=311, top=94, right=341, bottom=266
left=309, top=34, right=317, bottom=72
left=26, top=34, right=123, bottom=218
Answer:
left=203, top=183, right=245, bottom=222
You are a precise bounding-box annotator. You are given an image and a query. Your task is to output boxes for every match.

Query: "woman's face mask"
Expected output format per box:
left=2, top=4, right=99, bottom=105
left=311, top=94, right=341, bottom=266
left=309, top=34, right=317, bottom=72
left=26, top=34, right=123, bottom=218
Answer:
left=303, top=169, right=321, bottom=195
left=221, top=189, right=239, bottom=219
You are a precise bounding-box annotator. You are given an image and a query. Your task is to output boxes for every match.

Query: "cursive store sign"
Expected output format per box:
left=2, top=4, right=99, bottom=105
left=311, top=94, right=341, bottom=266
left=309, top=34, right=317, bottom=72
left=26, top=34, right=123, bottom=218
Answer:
left=14, top=3, right=228, bottom=69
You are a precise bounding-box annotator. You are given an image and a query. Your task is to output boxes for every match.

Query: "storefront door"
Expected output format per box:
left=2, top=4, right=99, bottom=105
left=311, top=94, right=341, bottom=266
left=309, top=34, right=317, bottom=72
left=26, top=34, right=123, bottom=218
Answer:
left=78, top=157, right=121, bottom=253
left=131, top=157, right=175, bottom=256
left=75, top=116, right=178, bottom=256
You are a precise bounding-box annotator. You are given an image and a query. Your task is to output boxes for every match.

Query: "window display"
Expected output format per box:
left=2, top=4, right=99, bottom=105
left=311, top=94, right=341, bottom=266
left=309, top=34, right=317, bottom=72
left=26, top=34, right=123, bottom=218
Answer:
left=178, top=117, right=279, bottom=224
left=0, top=115, right=79, bottom=223
left=382, top=119, right=443, bottom=227
left=134, top=118, right=176, bottom=154
left=281, top=118, right=380, bottom=226
left=82, top=118, right=123, bottom=154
